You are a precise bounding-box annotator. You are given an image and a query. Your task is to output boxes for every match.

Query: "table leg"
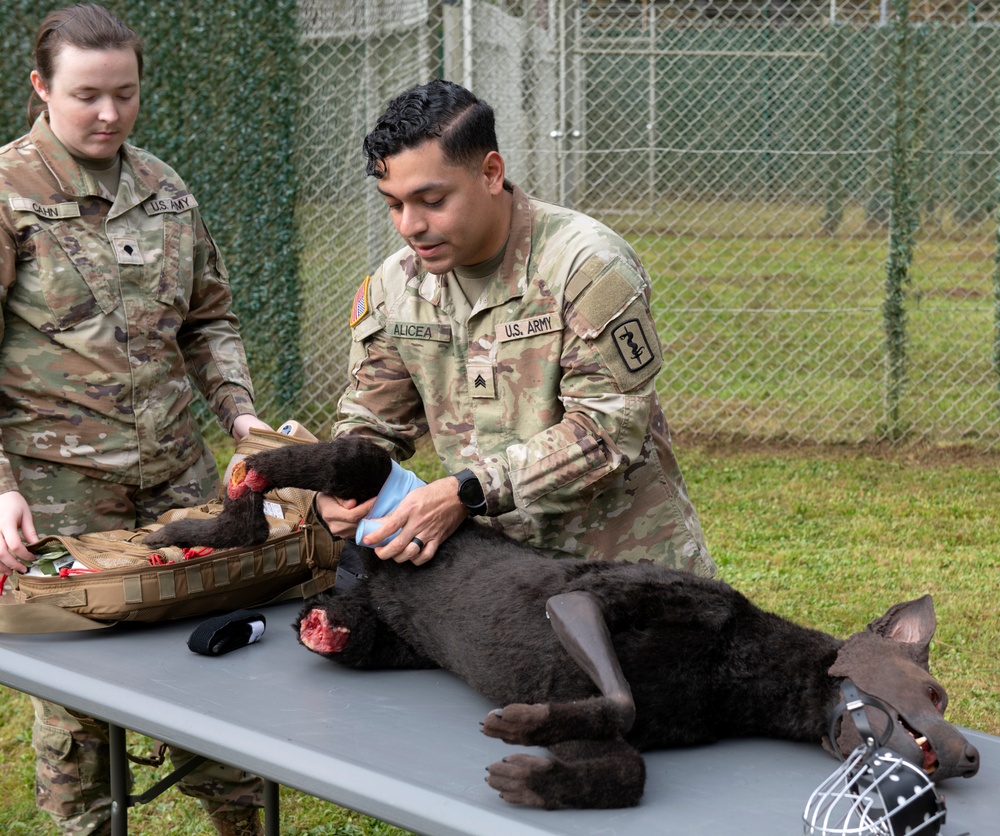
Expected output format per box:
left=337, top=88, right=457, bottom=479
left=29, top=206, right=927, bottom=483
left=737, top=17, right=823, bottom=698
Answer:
left=109, top=723, right=129, bottom=836
left=263, top=779, right=279, bottom=836
left=106, top=723, right=276, bottom=835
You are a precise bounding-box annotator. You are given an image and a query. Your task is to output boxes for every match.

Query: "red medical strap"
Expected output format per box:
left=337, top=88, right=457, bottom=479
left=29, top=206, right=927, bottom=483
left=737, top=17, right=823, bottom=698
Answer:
left=148, top=546, right=215, bottom=566
left=58, top=567, right=98, bottom=577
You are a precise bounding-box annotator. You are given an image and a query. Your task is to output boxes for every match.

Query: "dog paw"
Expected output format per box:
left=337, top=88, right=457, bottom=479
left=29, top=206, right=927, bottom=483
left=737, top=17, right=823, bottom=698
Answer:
left=142, top=521, right=201, bottom=548
left=485, top=753, right=552, bottom=808
left=481, top=703, right=551, bottom=744
left=142, top=528, right=171, bottom=547
left=298, top=608, right=350, bottom=655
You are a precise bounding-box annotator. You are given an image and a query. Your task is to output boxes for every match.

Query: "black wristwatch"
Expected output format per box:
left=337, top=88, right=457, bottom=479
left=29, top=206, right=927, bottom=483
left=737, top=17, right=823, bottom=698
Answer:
left=454, top=469, right=487, bottom=516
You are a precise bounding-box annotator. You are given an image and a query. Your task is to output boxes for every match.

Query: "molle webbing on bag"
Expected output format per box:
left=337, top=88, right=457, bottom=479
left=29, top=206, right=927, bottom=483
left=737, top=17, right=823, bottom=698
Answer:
left=0, top=422, right=341, bottom=633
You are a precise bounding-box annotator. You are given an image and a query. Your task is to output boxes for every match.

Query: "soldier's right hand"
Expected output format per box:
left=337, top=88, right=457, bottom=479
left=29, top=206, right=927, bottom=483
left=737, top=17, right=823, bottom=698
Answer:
left=0, top=490, right=37, bottom=574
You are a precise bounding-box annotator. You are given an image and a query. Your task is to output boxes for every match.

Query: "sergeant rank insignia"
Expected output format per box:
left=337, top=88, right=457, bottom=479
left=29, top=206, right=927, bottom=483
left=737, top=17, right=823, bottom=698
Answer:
left=350, top=275, right=372, bottom=327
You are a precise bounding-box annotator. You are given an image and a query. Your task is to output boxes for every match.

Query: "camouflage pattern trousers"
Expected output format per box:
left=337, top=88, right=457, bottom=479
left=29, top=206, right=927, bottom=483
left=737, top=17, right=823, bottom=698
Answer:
left=11, top=448, right=263, bottom=835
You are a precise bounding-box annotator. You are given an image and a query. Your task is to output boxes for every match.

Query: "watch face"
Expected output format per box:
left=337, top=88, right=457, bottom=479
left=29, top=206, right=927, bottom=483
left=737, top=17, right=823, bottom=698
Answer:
left=458, top=471, right=485, bottom=508
left=460, top=478, right=482, bottom=504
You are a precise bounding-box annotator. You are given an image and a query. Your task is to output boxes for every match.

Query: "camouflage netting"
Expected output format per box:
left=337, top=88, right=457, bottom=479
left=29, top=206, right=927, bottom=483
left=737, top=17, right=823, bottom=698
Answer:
left=0, top=0, right=301, bottom=440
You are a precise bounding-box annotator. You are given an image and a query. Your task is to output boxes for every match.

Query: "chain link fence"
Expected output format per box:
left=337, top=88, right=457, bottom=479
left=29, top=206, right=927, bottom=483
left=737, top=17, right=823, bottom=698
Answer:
left=296, top=0, right=1000, bottom=446
left=2, top=1, right=998, bottom=446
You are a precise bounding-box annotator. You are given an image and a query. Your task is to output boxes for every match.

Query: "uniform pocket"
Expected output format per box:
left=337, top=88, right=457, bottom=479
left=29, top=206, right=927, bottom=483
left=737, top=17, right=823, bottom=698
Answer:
left=510, top=433, right=616, bottom=510
left=33, top=224, right=119, bottom=329
left=32, top=704, right=112, bottom=818
left=33, top=717, right=83, bottom=816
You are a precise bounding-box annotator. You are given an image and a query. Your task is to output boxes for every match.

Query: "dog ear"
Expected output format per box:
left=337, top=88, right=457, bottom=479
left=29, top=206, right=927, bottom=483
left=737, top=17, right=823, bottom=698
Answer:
left=864, top=594, right=936, bottom=667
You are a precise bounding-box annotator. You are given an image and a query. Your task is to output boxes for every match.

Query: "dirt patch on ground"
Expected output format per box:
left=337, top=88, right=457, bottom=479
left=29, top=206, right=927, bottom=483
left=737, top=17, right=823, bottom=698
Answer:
left=675, top=431, right=1000, bottom=468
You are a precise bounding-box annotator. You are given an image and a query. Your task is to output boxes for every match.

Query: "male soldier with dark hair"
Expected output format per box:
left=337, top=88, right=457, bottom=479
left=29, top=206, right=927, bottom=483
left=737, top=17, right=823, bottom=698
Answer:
left=315, top=79, right=715, bottom=581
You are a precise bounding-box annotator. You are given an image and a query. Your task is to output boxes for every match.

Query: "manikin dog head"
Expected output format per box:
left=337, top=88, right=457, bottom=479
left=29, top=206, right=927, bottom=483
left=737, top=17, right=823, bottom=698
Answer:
left=825, top=595, right=978, bottom=781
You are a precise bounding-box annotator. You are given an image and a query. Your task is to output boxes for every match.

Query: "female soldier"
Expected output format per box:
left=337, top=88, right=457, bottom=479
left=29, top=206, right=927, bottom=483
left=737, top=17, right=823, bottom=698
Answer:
left=0, top=5, right=268, bottom=834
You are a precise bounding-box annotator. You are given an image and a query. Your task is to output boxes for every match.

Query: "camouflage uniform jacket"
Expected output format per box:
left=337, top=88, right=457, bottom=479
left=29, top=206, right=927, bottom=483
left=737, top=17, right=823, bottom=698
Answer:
left=0, top=115, right=256, bottom=493
left=339, top=184, right=715, bottom=574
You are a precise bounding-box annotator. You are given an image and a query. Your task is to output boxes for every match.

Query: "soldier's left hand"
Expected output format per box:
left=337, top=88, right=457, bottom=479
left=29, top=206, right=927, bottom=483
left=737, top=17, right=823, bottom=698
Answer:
left=363, top=477, right=468, bottom=566
left=231, top=415, right=272, bottom=442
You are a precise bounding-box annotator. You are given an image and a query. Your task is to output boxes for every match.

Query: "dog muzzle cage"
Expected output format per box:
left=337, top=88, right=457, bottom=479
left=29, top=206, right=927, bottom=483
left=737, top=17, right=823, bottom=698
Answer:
left=803, top=680, right=947, bottom=836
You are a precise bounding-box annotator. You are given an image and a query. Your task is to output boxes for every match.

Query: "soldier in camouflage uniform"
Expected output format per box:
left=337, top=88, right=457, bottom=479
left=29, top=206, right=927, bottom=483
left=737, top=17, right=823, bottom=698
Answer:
left=0, top=6, right=265, bottom=835
left=316, top=79, right=716, bottom=581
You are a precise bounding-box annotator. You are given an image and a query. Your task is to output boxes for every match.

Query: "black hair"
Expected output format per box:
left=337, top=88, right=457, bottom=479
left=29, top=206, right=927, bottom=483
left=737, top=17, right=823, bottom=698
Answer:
left=362, top=79, right=498, bottom=178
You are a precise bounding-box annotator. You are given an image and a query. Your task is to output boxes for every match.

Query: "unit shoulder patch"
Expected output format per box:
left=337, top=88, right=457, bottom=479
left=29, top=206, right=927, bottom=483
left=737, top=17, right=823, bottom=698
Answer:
left=592, top=297, right=662, bottom=391
left=611, top=317, right=655, bottom=373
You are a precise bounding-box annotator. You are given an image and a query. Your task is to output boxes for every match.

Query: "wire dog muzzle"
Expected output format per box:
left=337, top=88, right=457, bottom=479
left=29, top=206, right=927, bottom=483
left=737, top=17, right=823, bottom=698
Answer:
left=803, top=679, right=948, bottom=836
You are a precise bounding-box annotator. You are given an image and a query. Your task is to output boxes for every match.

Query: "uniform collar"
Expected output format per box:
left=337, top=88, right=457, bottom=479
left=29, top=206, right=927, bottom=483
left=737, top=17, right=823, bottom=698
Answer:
left=480, top=182, right=533, bottom=309
left=29, top=113, right=156, bottom=202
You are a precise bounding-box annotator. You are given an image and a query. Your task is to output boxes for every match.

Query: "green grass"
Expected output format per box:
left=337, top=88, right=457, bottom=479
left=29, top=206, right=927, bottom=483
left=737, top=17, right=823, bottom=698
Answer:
left=2, top=437, right=997, bottom=833
left=627, top=222, right=1000, bottom=445
left=680, top=436, right=1000, bottom=736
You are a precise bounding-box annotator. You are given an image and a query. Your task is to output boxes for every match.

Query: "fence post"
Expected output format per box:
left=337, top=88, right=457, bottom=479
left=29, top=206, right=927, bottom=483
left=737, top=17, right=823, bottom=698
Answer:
left=822, top=21, right=848, bottom=235
left=994, top=204, right=1000, bottom=412
left=882, top=0, right=919, bottom=439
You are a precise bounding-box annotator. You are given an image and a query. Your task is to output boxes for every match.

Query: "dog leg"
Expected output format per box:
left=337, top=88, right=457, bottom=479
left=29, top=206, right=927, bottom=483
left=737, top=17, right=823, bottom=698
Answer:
left=482, top=696, right=627, bottom=746
left=143, top=490, right=270, bottom=548
left=545, top=591, right=635, bottom=733
left=486, top=738, right=645, bottom=809
left=243, top=436, right=391, bottom=501
left=145, top=435, right=394, bottom=550
left=481, top=592, right=635, bottom=746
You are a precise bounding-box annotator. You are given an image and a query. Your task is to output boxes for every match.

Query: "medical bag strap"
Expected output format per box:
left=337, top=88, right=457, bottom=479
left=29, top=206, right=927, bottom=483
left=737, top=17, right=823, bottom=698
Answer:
left=0, top=569, right=336, bottom=633
left=0, top=600, right=118, bottom=633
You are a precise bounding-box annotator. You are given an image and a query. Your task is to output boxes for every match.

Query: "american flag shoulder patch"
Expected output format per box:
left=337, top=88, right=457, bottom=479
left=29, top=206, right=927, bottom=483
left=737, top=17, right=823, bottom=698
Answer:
left=350, top=275, right=372, bottom=327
